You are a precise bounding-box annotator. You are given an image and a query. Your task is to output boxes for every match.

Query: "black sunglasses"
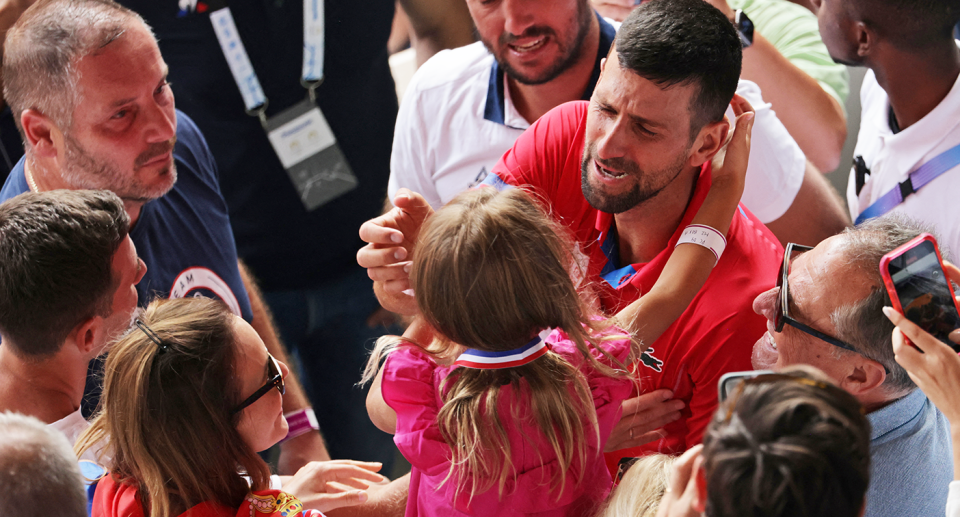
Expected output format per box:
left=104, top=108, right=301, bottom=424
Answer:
left=232, top=354, right=285, bottom=415
left=775, top=243, right=861, bottom=353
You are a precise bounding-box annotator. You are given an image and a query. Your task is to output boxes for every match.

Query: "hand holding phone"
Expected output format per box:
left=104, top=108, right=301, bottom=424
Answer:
left=879, top=234, right=960, bottom=352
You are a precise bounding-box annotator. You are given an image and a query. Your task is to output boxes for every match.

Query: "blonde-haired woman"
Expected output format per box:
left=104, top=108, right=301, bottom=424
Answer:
left=599, top=455, right=676, bottom=517
left=77, top=298, right=384, bottom=517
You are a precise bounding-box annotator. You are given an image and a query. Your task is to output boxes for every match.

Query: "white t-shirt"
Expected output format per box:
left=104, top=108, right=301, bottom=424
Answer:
left=948, top=480, right=960, bottom=517
left=388, top=43, right=805, bottom=223
left=847, top=69, right=960, bottom=259
left=49, top=409, right=99, bottom=462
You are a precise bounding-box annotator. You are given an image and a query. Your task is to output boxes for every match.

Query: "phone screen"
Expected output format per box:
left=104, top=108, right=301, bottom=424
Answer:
left=886, top=240, right=960, bottom=346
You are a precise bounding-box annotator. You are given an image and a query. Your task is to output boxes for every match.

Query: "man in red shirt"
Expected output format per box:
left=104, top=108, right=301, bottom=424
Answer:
left=359, top=0, right=782, bottom=469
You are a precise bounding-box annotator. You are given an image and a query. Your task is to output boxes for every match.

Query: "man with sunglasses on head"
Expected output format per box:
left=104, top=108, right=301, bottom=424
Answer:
left=751, top=214, right=952, bottom=517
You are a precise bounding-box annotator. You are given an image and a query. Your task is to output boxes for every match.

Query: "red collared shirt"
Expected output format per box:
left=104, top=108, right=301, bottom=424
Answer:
left=486, top=100, right=783, bottom=468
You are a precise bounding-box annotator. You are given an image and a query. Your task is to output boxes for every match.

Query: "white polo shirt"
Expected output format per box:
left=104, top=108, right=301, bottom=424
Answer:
left=49, top=409, right=99, bottom=462
left=847, top=69, right=960, bottom=259
left=389, top=20, right=805, bottom=224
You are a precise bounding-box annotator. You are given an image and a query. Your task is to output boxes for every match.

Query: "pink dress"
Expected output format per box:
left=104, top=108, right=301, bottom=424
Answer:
left=381, top=329, right=634, bottom=517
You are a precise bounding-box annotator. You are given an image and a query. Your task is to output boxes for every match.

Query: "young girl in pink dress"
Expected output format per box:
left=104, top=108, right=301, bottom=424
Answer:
left=361, top=107, right=753, bottom=516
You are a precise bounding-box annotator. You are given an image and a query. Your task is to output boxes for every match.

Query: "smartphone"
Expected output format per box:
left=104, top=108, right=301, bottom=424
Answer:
left=718, top=370, right=774, bottom=402
left=879, top=233, right=960, bottom=351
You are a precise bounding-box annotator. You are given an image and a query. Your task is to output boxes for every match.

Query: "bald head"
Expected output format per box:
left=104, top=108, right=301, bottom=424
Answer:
left=0, top=412, right=87, bottom=517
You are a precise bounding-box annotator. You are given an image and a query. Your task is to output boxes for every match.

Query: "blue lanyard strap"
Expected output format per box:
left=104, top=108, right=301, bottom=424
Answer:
left=855, top=142, right=960, bottom=225
left=210, top=2, right=325, bottom=115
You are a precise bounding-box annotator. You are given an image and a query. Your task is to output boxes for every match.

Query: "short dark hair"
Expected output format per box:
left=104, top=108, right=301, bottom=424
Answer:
left=615, top=0, right=742, bottom=136
left=0, top=189, right=129, bottom=358
left=703, top=366, right=871, bottom=517
left=853, top=0, right=960, bottom=50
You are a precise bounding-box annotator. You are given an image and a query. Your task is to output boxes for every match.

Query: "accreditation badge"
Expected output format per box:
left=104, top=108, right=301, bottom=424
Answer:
left=264, top=98, right=357, bottom=211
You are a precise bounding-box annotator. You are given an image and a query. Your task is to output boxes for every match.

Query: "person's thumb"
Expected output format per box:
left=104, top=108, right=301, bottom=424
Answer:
left=393, top=188, right=430, bottom=213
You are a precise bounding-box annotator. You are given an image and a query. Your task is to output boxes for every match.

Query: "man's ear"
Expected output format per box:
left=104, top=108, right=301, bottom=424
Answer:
left=688, top=119, right=729, bottom=168
left=69, top=316, right=103, bottom=357
left=20, top=109, right=63, bottom=159
left=839, top=358, right=886, bottom=396
left=855, top=21, right=873, bottom=58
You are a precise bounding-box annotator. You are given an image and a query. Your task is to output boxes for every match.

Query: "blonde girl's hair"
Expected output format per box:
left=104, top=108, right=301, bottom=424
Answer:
left=363, top=187, right=639, bottom=501
left=597, top=454, right=676, bottom=517
left=75, top=298, right=272, bottom=517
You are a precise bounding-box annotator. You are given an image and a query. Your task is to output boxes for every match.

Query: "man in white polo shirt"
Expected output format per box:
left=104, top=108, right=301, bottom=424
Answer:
left=817, top=0, right=960, bottom=257
left=388, top=0, right=849, bottom=246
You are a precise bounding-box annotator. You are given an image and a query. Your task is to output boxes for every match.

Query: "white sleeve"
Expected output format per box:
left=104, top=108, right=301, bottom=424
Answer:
left=947, top=480, right=960, bottom=517
left=388, top=64, right=445, bottom=210
left=732, top=80, right=806, bottom=223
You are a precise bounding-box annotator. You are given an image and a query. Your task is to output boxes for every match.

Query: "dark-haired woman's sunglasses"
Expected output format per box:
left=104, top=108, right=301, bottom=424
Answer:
left=232, top=354, right=285, bottom=415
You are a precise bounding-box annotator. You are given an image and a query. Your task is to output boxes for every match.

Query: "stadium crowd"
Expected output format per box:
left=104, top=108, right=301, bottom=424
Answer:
left=0, top=0, right=959, bottom=516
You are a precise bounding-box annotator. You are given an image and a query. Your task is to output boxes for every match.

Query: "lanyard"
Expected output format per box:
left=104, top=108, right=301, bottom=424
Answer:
left=854, top=141, right=960, bottom=225
left=210, top=1, right=325, bottom=120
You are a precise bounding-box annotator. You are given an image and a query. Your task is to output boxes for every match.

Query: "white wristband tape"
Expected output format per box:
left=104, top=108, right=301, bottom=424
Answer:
left=675, top=224, right=727, bottom=263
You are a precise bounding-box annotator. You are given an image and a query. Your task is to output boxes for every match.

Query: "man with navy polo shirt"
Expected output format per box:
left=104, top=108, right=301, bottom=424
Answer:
left=388, top=0, right=849, bottom=248
left=0, top=0, right=328, bottom=472
left=361, top=0, right=784, bottom=471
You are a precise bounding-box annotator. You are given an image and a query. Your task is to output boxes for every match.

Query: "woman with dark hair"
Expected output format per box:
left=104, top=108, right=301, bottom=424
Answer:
left=657, top=365, right=871, bottom=517
left=77, top=298, right=384, bottom=517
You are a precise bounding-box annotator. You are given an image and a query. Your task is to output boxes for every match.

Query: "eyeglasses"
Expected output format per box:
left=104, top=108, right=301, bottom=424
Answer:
left=775, top=243, right=860, bottom=353
left=232, top=354, right=285, bottom=415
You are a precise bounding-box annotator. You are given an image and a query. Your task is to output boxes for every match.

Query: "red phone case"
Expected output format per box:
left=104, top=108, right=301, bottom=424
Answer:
left=879, top=233, right=960, bottom=348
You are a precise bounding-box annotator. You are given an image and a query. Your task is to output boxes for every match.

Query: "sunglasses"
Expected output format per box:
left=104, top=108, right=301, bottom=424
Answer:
left=232, top=354, right=285, bottom=415
left=775, top=243, right=890, bottom=374
left=775, top=243, right=860, bottom=353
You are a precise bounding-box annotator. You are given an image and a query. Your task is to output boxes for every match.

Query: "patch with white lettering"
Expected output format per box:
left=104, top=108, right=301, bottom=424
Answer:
left=169, top=267, right=242, bottom=316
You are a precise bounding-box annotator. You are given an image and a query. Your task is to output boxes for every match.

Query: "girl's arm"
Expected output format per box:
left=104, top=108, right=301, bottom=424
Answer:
left=365, top=317, right=436, bottom=434
left=616, top=95, right=755, bottom=344
left=366, top=367, right=397, bottom=434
